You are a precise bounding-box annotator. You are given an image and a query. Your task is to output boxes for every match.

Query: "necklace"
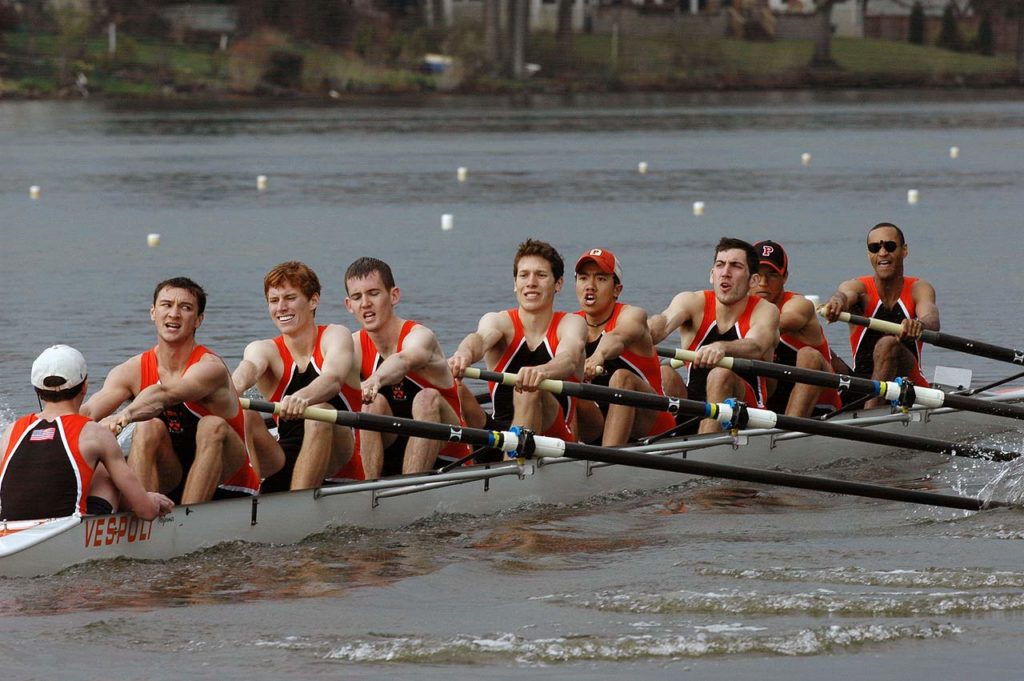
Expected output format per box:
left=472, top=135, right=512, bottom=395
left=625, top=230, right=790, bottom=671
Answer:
left=586, top=312, right=614, bottom=328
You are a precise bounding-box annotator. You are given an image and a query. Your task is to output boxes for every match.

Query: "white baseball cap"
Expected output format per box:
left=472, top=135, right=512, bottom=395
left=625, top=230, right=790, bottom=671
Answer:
left=31, top=345, right=88, bottom=391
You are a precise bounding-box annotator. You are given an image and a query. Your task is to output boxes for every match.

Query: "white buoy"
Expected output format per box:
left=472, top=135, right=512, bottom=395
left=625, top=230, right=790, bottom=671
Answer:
left=949, top=146, right=960, bottom=159
left=441, top=214, right=454, bottom=231
left=801, top=152, right=811, bottom=166
left=29, top=185, right=40, bottom=200
left=256, top=175, right=268, bottom=191
left=147, top=233, right=161, bottom=248
left=692, top=201, right=705, bottom=216
left=638, top=161, right=648, bottom=175
left=457, top=167, right=467, bottom=182
left=907, top=189, right=919, bottom=205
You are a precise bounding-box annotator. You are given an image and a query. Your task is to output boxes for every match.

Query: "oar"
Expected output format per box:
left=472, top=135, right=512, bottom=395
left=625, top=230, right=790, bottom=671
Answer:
left=240, top=398, right=1008, bottom=512
left=825, top=311, right=1024, bottom=367
left=657, top=347, right=1024, bottom=422
left=461, top=368, right=1017, bottom=462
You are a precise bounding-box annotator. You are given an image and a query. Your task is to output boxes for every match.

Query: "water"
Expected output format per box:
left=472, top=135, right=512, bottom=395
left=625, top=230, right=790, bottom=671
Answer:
left=2, top=91, right=1024, bottom=678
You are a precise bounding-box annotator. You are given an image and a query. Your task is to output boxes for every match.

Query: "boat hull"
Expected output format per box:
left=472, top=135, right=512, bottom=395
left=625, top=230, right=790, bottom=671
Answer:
left=3, top=392, right=1022, bottom=578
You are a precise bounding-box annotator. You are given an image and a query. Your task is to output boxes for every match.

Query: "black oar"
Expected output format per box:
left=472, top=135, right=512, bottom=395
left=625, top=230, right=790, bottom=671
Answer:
left=657, top=347, right=1024, bottom=422
left=240, top=398, right=1007, bottom=512
left=829, top=311, right=1024, bottom=367
left=461, top=368, right=1017, bottom=462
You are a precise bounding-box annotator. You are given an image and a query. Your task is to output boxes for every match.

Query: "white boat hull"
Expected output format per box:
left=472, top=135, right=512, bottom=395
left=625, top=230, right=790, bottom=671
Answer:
left=3, top=391, right=1023, bottom=578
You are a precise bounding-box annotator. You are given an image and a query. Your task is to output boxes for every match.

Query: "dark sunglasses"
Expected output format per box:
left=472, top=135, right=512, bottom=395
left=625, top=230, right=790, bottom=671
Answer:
left=867, top=240, right=899, bottom=254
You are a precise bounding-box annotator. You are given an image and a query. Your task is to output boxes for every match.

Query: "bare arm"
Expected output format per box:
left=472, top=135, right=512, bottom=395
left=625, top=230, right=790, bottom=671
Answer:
left=779, top=295, right=815, bottom=336
left=80, top=359, right=139, bottom=421
left=585, top=305, right=649, bottom=382
left=912, top=280, right=940, bottom=332
left=279, top=325, right=355, bottom=419
left=231, top=340, right=274, bottom=395
left=362, top=326, right=439, bottom=402
left=649, top=291, right=701, bottom=345
left=448, top=312, right=508, bottom=377
left=100, top=355, right=226, bottom=433
left=83, top=422, right=173, bottom=520
left=820, top=278, right=866, bottom=322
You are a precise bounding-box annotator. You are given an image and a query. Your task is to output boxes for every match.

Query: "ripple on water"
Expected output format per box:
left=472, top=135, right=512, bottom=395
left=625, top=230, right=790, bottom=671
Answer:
left=569, top=587, right=1024, bottom=617
left=316, top=622, right=960, bottom=664
left=694, top=565, right=1024, bottom=589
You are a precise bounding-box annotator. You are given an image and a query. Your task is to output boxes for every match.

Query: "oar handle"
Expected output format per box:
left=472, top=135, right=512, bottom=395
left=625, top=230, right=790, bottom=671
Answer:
left=655, top=346, right=735, bottom=370
left=463, top=367, right=569, bottom=394
left=829, top=310, right=905, bottom=336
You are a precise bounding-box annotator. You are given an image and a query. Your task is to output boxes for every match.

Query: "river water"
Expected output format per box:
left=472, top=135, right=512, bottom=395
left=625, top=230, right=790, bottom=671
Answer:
left=2, top=91, right=1024, bottom=678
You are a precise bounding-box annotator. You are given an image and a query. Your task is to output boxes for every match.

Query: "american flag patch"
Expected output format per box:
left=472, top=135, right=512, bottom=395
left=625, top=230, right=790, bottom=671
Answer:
left=30, top=427, right=57, bottom=442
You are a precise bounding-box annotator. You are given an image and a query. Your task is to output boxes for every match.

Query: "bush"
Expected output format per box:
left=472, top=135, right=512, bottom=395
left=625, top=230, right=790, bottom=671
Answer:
left=908, top=2, right=925, bottom=45
left=936, top=2, right=961, bottom=52
left=264, top=50, right=304, bottom=88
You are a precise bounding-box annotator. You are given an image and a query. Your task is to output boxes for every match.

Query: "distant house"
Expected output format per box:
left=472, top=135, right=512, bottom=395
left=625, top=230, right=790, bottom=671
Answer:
left=159, top=3, right=239, bottom=37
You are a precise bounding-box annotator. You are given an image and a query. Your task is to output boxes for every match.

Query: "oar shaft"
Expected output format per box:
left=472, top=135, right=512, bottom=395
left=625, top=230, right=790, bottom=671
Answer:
left=461, top=367, right=1017, bottom=461
left=562, top=440, right=991, bottom=512
left=241, top=399, right=999, bottom=512
left=658, top=347, right=1024, bottom=422
left=835, top=312, right=1024, bottom=367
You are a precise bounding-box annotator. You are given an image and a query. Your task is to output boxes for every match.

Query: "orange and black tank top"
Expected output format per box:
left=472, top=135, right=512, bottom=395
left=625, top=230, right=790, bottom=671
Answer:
left=685, top=291, right=768, bottom=406
left=0, top=414, right=93, bottom=520
left=358, top=320, right=470, bottom=462
left=850, top=276, right=928, bottom=386
left=766, top=291, right=842, bottom=413
left=139, top=344, right=259, bottom=497
left=490, top=309, right=576, bottom=429
left=577, top=303, right=666, bottom=395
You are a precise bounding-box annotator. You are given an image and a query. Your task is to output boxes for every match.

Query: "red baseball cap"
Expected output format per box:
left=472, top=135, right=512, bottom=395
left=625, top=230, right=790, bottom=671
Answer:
left=575, top=248, right=623, bottom=281
left=754, top=240, right=788, bottom=276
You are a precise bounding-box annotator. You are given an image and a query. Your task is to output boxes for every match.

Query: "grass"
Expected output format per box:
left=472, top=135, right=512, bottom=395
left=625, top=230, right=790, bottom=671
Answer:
left=1, top=28, right=1018, bottom=98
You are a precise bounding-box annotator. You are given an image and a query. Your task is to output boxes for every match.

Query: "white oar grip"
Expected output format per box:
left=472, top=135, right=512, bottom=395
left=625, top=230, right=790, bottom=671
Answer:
left=669, top=348, right=735, bottom=370
left=838, top=311, right=903, bottom=335
left=462, top=367, right=566, bottom=394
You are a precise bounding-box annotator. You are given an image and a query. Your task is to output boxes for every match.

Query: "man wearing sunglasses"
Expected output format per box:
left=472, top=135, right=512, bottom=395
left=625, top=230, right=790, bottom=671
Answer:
left=821, top=223, right=939, bottom=406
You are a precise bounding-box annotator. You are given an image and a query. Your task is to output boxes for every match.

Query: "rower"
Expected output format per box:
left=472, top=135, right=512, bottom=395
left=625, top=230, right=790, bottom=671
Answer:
left=231, top=261, right=364, bottom=492
left=0, top=345, right=173, bottom=521
left=448, top=238, right=586, bottom=442
left=649, top=237, right=780, bottom=434
left=820, top=222, right=939, bottom=408
left=81, top=277, right=260, bottom=504
left=751, top=240, right=842, bottom=417
left=572, top=247, right=678, bottom=445
left=344, top=257, right=471, bottom=478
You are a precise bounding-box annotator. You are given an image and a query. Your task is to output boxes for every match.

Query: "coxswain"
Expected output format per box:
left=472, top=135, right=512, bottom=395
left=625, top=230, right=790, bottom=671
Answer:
left=0, top=345, right=173, bottom=521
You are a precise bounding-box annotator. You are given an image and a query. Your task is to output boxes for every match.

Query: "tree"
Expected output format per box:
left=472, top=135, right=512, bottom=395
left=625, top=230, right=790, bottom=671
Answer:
left=975, top=12, right=993, bottom=55
left=908, top=1, right=925, bottom=44
left=810, top=0, right=840, bottom=68
left=936, top=1, right=961, bottom=51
